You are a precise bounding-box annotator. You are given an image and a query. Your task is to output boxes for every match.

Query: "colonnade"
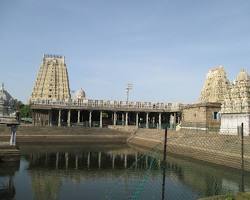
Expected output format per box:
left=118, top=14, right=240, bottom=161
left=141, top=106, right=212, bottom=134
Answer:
left=33, top=109, right=181, bottom=129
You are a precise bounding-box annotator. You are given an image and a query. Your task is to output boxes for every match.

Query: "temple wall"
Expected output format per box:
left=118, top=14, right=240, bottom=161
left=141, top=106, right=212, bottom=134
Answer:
left=181, top=103, right=221, bottom=132
left=220, top=113, right=250, bottom=136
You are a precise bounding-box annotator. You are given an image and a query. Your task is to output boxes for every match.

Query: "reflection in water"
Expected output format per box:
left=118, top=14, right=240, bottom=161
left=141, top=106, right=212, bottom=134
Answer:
left=0, top=162, right=19, bottom=200
left=0, top=177, right=15, bottom=200
left=161, top=165, right=166, bottom=200
left=0, top=145, right=249, bottom=200
left=31, top=171, right=61, bottom=200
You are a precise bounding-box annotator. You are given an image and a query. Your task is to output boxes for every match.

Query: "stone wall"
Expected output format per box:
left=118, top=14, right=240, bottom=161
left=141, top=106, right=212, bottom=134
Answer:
left=128, top=129, right=250, bottom=171
left=181, top=103, right=221, bottom=132
left=0, top=126, right=130, bottom=144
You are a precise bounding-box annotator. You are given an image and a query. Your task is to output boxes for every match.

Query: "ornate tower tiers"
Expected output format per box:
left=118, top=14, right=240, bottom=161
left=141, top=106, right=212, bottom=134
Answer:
left=200, top=66, right=230, bottom=103
left=220, top=69, right=250, bottom=136
left=30, top=54, right=71, bottom=102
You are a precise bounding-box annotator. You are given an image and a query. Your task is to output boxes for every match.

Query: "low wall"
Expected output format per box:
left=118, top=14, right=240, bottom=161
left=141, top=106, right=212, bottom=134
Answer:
left=0, top=125, right=129, bottom=144
left=108, top=125, right=137, bottom=133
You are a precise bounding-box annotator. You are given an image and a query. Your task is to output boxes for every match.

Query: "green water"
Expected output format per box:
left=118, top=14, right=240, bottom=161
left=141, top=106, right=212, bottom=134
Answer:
left=0, top=144, right=249, bottom=200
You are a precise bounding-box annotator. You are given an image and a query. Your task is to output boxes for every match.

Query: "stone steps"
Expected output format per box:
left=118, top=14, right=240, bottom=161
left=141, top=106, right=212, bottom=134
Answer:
left=0, top=144, right=20, bottom=162
left=129, top=130, right=250, bottom=171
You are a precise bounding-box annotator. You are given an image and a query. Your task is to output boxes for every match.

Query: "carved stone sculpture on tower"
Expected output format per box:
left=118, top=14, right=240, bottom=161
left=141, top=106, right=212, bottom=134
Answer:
left=30, top=54, right=71, bottom=102
left=200, top=66, right=230, bottom=103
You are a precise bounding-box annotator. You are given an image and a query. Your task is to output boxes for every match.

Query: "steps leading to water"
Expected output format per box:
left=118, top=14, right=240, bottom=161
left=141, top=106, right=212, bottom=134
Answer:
left=128, top=129, right=250, bottom=171
left=0, top=126, right=130, bottom=144
left=0, top=144, right=20, bottom=162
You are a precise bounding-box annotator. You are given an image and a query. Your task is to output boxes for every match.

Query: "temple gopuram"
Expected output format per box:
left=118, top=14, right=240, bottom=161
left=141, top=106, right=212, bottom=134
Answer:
left=200, top=66, right=230, bottom=103
left=30, top=54, right=71, bottom=102
left=220, top=69, right=250, bottom=136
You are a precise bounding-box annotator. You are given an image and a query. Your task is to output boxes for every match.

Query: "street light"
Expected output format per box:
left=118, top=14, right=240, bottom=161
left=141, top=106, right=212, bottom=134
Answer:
left=126, top=83, right=133, bottom=102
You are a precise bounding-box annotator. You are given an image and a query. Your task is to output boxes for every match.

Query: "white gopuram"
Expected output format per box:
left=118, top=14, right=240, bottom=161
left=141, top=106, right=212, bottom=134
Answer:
left=220, top=69, right=250, bottom=136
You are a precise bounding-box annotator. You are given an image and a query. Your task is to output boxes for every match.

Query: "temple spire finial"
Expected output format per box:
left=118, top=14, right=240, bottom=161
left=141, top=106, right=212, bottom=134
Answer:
left=1, top=83, right=4, bottom=91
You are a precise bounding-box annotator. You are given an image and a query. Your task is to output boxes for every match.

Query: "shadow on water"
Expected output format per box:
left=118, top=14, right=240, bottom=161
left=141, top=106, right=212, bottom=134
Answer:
left=0, top=144, right=249, bottom=200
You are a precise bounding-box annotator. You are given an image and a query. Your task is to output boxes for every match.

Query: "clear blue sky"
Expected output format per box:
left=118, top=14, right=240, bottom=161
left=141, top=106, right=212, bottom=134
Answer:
left=0, top=0, right=249, bottom=103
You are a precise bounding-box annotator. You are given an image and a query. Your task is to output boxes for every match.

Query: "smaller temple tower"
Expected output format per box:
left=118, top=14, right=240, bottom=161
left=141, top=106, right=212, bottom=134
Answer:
left=200, top=66, right=231, bottom=103
left=30, top=54, right=71, bottom=102
left=220, top=69, right=250, bottom=136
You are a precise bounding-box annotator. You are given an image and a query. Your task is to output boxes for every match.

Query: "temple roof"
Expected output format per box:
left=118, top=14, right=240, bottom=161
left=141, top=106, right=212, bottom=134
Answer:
left=0, top=83, right=13, bottom=104
left=236, top=69, right=250, bottom=82
left=74, top=88, right=86, bottom=100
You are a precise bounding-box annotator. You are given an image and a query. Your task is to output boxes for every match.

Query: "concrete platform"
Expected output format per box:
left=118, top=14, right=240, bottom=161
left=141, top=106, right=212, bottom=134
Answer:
left=0, top=144, right=20, bottom=162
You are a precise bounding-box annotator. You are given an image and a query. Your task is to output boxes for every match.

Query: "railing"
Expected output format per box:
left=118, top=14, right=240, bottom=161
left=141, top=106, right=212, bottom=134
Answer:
left=30, top=99, right=184, bottom=111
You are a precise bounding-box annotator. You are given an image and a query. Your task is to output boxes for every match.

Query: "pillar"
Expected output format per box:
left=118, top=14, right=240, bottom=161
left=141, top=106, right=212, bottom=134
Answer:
left=170, top=113, right=177, bottom=129
left=32, top=112, right=35, bottom=126
left=67, top=110, right=71, bottom=127
left=136, top=113, right=139, bottom=127
left=122, top=113, right=125, bottom=125
left=158, top=113, right=162, bottom=129
left=77, top=110, right=80, bottom=124
left=178, top=116, right=180, bottom=124
left=98, top=152, right=102, bottom=169
left=49, top=110, right=52, bottom=126
left=89, top=111, right=92, bottom=128
left=100, top=111, right=103, bottom=128
left=174, top=112, right=177, bottom=125
left=146, top=113, right=149, bottom=129
left=125, top=112, right=128, bottom=126
left=10, top=125, right=17, bottom=146
left=58, top=110, right=61, bottom=127
left=145, top=156, right=148, bottom=168
left=113, top=112, right=117, bottom=126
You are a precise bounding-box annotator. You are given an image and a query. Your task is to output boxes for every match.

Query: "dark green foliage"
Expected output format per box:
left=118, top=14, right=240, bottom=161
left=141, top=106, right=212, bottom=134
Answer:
left=19, top=104, right=31, bottom=118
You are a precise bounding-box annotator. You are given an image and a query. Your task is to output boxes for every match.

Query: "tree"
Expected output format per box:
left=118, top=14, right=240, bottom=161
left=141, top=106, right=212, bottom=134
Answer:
left=19, top=104, right=31, bottom=118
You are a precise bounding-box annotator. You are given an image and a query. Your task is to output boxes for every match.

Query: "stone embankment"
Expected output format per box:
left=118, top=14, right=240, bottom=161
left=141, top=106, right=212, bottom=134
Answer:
left=0, top=125, right=129, bottom=144
left=0, top=144, right=20, bottom=162
left=128, top=129, right=250, bottom=171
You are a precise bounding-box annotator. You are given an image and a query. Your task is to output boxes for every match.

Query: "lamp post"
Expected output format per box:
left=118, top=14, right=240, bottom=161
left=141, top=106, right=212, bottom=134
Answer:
left=126, top=83, right=133, bottom=102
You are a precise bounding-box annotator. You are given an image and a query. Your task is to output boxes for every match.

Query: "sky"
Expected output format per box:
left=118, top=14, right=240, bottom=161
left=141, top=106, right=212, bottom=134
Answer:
left=0, top=0, right=249, bottom=103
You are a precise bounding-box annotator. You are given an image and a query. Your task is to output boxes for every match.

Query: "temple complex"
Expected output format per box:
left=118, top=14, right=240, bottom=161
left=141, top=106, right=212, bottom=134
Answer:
left=30, top=54, right=182, bottom=128
left=200, top=66, right=230, bottom=103
left=220, top=69, right=250, bottom=136
left=30, top=54, right=71, bottom=102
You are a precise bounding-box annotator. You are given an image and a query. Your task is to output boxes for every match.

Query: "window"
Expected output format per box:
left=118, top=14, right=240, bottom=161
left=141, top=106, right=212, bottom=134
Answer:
left=213, top=112, right=219, bottom=120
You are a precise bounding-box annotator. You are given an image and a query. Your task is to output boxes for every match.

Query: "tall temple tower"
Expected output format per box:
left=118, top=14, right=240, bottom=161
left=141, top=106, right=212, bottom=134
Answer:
left=30, top=54, right=71, bottom=102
